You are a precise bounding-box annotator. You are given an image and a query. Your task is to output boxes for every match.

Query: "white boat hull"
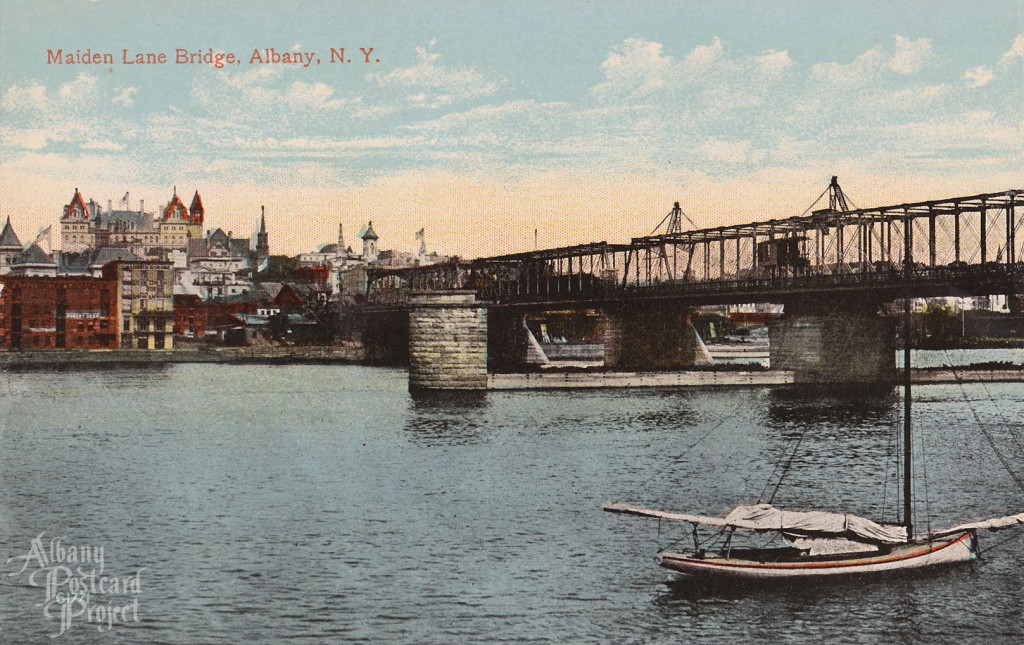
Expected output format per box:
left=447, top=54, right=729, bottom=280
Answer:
left=657, top=531, right=977, bottom=580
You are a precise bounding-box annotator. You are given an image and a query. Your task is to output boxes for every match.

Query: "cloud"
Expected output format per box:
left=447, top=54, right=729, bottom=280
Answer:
left=593, top=38, right=671, bottom=98
left=888, top=36, right=934, bottom=74
left=284, top=81, right=355, bottom=110
left=962, top=66, right=994, bottom=88
left=58, top=73, right=98, bottom=102
left=111, top=87, right=139, bottom=107
left=684, top=36, right=724, bottom=68
left=367, top=44, right=501, bottom=108
left=81, top=140, right=126, bottom=152
left=1, top=82, right=47, bottom=112
left=757, top=50, right=794, bottom=73
left=2, top=128, right=55, bottom=150
left=999, top=34, right=1024, bottom=65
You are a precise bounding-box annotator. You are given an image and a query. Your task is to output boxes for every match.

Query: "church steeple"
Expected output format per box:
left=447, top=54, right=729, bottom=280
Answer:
left=256, top=205, right=269, bottom=262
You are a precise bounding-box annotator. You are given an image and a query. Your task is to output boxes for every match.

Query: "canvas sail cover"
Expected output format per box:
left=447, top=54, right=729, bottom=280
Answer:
left=723, top=504, right=908, bottom=544
left=931, top=511, right=1024, bottom=537
left=604, top=502, right=908, bottom=545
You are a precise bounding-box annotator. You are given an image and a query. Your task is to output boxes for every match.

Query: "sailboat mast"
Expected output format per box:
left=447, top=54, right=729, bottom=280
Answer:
left=902, top=210, right=913, bottom=539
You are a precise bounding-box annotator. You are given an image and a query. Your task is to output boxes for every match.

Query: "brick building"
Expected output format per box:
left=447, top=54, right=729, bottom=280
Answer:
left=173, top=294, right=257, bottom=338
left=0, top=275, right=119, bottom=349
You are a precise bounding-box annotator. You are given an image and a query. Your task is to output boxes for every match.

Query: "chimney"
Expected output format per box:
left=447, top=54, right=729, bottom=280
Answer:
left=108, top=199, right=112, bottom=214
left=140, top=199, right=144, bottom=215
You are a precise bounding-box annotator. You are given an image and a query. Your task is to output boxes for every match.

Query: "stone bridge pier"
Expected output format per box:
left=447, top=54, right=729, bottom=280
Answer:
left=601, top=304, right=711, bottom=371
left=769, top=300, right=896, bottom=386
left=408, top=291, right=488, bottom=391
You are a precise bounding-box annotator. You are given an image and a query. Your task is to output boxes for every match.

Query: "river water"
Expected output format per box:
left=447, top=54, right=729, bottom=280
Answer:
left=1, top=355, right=1022, bottom=643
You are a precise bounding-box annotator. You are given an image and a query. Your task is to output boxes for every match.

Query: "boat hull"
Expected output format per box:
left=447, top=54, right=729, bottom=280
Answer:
left=657, top=531, right=977, bottom=580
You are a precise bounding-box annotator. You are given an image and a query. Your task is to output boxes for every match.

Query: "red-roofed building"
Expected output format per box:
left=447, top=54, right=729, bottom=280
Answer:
left=60, top=187, right=205, bottom=255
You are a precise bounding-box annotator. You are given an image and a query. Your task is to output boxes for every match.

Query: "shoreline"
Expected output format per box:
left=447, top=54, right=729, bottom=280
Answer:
left=0, top=347, right=365, bottom=366
left=3, top=349, right=1019, bottom=386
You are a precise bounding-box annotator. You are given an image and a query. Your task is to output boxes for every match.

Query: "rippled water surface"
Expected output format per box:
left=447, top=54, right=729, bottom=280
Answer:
left=1, top=361, right=1022, bottom=643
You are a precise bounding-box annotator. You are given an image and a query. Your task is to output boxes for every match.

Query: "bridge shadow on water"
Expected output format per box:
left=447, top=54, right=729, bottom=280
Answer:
left=765, top=384, right=899, bottom=428
left=404, top=389, right=492, bottom=445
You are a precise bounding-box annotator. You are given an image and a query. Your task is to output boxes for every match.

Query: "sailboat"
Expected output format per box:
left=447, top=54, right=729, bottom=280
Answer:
left=604, top=245, right=1024, bottom=580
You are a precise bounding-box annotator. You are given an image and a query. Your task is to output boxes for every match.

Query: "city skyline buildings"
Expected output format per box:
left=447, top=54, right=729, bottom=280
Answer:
left=1, top=1, right=1022, bottom=258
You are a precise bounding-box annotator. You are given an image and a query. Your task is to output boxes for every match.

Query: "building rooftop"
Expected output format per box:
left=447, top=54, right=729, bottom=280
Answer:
left=16, top=243, right=55, bottom=266
left=0, top=217, right=21, bottom=248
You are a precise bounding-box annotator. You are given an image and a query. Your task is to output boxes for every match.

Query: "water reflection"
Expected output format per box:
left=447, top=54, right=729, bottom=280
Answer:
left=767, top=386, right=898, bottom=426
left=405, top=390, right=491, bottom=445
left=2, top=362, right=171, bottom=376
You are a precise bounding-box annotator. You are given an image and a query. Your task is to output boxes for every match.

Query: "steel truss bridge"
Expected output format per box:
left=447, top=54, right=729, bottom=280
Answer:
left=367, top=180, right=1024, bottom=309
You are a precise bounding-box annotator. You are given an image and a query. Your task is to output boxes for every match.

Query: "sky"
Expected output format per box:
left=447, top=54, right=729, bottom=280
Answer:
left=1, top=0, right=1022, bottom=257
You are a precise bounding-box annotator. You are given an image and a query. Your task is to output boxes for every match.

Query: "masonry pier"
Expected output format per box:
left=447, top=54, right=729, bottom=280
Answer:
left=408, top=291, right=487, bottom=390
left=769, top=302, right=896, bottom=386
left=600, top=305, right=711, bottom=370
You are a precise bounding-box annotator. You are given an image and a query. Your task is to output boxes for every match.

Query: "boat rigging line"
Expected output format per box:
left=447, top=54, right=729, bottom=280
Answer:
left=943, top=355, right=1024, bottom=495
left=619, top=401, right=744, bottom=502
left=760, top=424, right=810, bottom=505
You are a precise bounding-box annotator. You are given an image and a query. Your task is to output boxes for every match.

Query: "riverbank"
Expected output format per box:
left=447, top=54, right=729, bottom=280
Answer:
left=489, top=370, right=793, bottom=389
left=4, top=349, right=1020, bottom=387
left=487, top=366, right=1022, bottom=389
left=0, top=345, right=365, bottom=366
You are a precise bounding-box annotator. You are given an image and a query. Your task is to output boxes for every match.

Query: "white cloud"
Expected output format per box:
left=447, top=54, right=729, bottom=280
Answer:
left=999, top=34, right=1024, bottom=65
left=81, top=139, right=126, bottom=151
left=58, top=73, right=98, bottom=102
left=1, top=81, right=47, bottom=111
left=2, top=128, right=54, bottom=150
left=594, top=38, right=671, bottom=97
left=112, top=87, right=138, bottom=107
left=284, top=81, right=354, bottom=110
left=962, top=66, right=994, bottom=88
left=811, top=36, right=934, bottom=85
left=810, top=46, right=887, bottom=85
left=888, top=36, right=934, bottom=74
left=684, top=37, right=724, bottom=68
left=757, top=50, right=794, bottom=73
left=367, top=44, right=500, bottom=107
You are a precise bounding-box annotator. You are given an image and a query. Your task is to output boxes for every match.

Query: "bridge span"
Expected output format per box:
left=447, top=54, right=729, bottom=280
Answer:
left=362, top=180, right=1023, bottom=390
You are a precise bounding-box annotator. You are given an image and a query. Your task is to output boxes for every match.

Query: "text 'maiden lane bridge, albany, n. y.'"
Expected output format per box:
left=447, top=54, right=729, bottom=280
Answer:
left=361, top=178, right=1023, bottom=391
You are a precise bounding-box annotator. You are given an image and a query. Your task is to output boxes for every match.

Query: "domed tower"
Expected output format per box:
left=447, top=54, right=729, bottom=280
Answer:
left=360, top=221, right=379, bottom=263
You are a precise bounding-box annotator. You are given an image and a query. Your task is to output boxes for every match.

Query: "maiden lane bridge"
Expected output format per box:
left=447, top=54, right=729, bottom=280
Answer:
left=362, top=179, right=1023, bottom=390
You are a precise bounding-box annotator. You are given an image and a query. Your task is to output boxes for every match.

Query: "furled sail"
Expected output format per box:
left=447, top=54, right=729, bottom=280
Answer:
left=930, top=511, right=1024, bottom=537
left=604, top=502, right=908, bottom=545
left=603, top=503, right=728, bottom=527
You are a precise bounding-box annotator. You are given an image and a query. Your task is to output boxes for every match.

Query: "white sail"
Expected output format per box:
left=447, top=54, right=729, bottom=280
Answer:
left=931, top=511, right=1024, bottom=537
left=604, top=502, right=908, bottom=545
